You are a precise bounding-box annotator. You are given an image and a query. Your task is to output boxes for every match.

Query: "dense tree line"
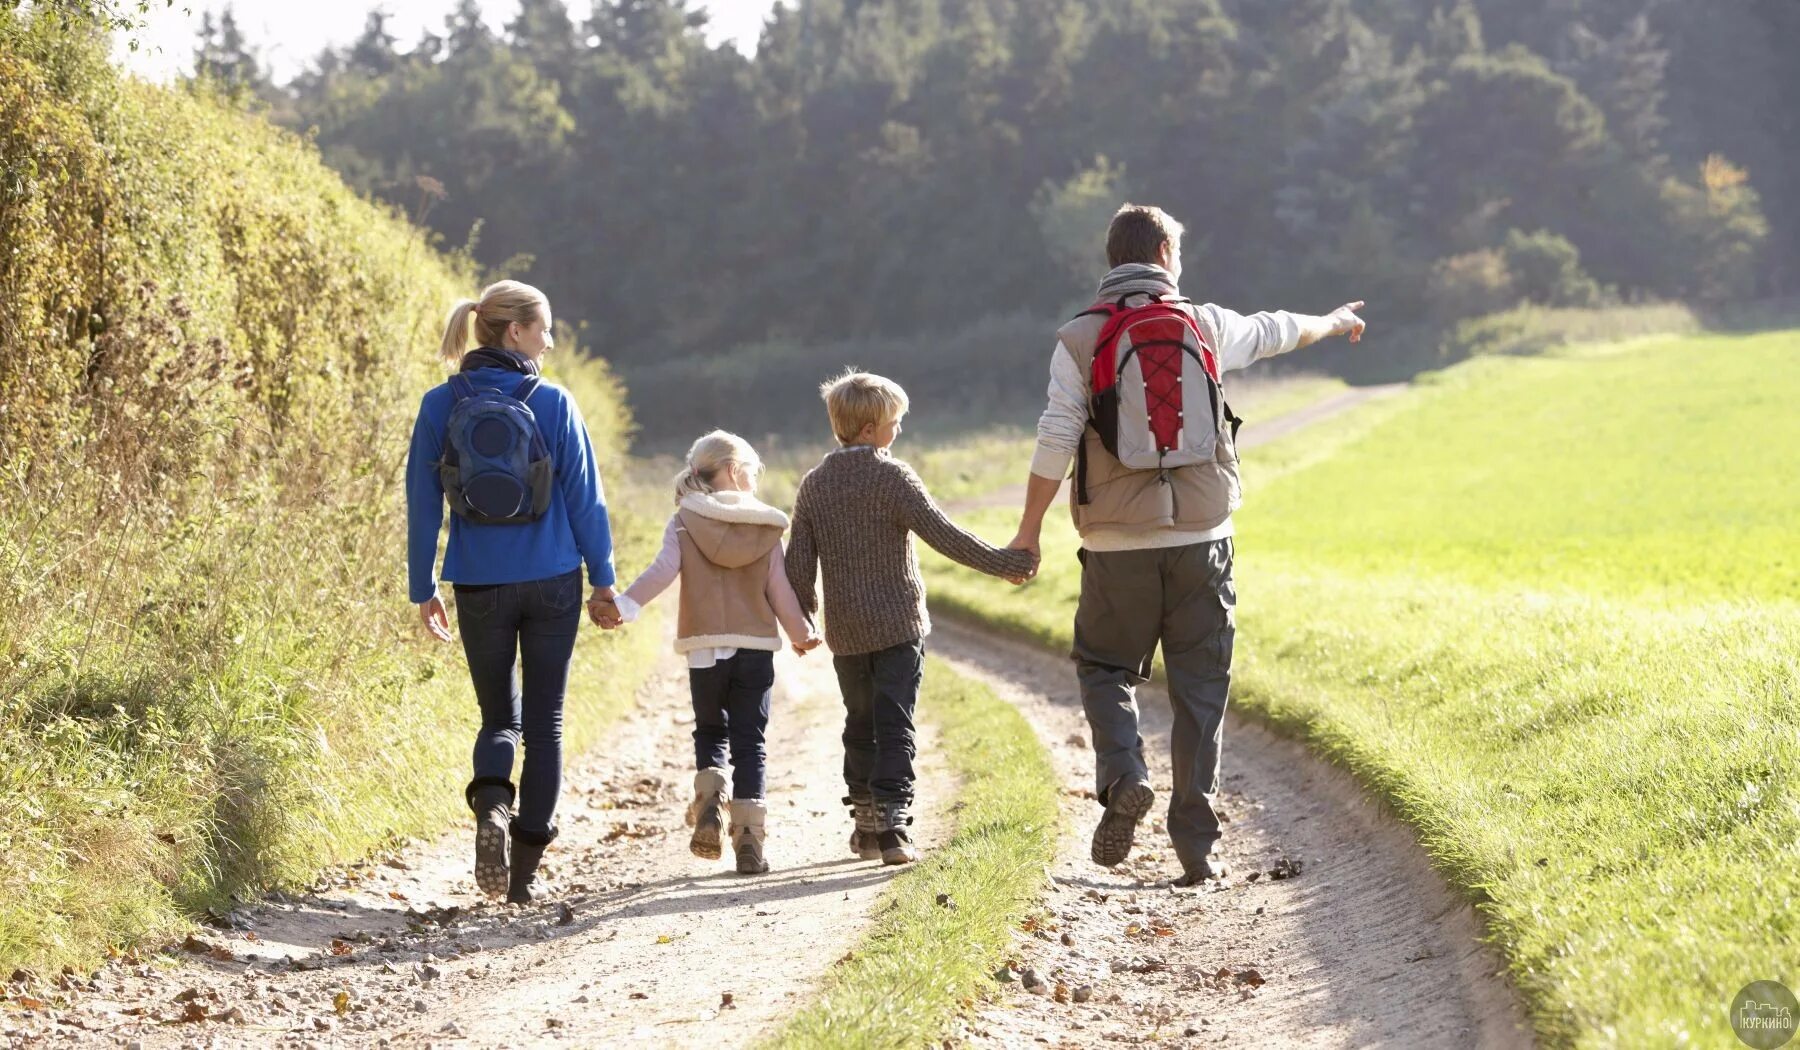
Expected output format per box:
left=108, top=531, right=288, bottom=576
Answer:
left=194, top=0, right=1792, bottom=377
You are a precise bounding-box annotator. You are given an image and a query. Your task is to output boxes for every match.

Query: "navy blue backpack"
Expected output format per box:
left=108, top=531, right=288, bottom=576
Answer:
left=437, top=374, right=554, bottom=524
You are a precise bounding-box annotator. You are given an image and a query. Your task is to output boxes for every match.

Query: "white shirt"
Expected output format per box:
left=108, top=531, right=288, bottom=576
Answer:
left=1030, top=302, right=1317, bottom=552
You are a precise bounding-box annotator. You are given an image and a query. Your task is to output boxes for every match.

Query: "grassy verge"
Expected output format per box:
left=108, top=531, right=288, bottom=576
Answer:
left=767, top=659, right=1058, bottom=1049
left=918, top=329, right=1800, bottom=1047
left=0, top=16, right=664, bottom=973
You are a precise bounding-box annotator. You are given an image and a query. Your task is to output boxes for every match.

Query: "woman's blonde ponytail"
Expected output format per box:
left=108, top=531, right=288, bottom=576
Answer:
left=438, top=299, right=481, bottom=365
left=436, top=281, right=551, bottom=367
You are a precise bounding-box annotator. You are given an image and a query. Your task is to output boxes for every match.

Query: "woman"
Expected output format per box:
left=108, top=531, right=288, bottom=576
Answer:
left=406, top=279, right=615, bottom=904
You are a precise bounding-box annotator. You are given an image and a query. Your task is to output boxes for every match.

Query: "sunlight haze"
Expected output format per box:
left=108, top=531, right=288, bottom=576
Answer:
left=114, top=0, right=779, bottom=82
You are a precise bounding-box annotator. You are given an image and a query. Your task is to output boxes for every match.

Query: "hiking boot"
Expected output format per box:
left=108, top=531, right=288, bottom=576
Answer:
left=730, top=799, right=770, bottom=875
left=845, top=792, right=882, bottom=861
left=507, top=829, right=550, bottom=905
left=1090, top=778, right=1154, bottom=868
left=1172, top=856, right=1223, bottom=887
left=465, top=778, right=515, bottom=898
left=876, top=801, right=919, bottom=866
left=687, top=768, right=728, bottom=861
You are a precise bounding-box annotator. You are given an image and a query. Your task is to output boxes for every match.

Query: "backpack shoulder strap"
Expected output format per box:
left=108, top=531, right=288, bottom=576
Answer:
left=448, top=374, right=478, bottom=402
left=510, top=376, right=551, bottom=460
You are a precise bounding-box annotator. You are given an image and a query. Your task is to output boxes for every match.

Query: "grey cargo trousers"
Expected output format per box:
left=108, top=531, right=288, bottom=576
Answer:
left=1072, top=538, right=1235, bottom=873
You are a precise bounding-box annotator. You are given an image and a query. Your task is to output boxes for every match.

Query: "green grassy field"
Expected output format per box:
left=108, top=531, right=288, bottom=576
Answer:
left=769, top=660, right=1058, bottom=1049
left=918, top=328, right=1800, bottom=1048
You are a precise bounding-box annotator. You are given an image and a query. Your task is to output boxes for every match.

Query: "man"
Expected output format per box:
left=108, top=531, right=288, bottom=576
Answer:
left=1008, top=203, right=1366, bottom=885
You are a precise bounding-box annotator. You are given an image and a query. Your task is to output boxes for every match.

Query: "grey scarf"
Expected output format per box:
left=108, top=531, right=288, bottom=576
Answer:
left=1095, top=262, right=1181, bottom=303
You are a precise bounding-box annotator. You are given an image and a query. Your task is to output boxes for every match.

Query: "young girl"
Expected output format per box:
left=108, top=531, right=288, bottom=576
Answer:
left=602, top=431, right=821, bottom=874
left=406, top=280, right=617, bottom=904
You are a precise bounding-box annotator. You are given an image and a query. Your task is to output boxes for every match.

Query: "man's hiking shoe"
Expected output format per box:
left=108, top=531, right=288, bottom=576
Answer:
left=845, top=793, right=882, bottom=860
left=466, top=778, right=515, bottom=898
left=1173, top=856, right=1224, bottom=887
left=688, top=768, right=728, bottom=861
left=876, top=801, right=919, bottom=866
left=1091, top=778, right=1154, bottom=867
left=508, top=832, right=549, bottom=905
left=730, top=799, right=770, bottom=875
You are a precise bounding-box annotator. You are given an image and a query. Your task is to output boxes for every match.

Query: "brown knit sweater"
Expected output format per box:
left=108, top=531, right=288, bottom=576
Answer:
left=785, top=446, right=1037, bottom=655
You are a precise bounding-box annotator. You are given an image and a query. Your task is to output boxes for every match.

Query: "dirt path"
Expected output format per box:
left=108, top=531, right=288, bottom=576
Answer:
left=928, top=621, right=1532, bottom=1049
left=945, top=382, right=1407, bottom=513
left=8, top=644, right=948, bottom=1049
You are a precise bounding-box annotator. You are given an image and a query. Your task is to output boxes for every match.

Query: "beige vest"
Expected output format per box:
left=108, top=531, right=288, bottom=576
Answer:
left=673, top=492, right=787, bottom=654
left=1058, top=305, right=1242, bottom=538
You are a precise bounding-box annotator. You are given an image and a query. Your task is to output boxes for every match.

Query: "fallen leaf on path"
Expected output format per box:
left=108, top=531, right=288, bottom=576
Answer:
left=209, top=945, right=235, bottom=962
left=333, top=991, right=350, bottom=1016
left=1235, top=968, right=1265, bottom=987
left=181, top=934, right=215, bottom=955
left=389, top=891, right=409, bottom=902
left=1053, top=982, right=1070, bottom=1003
left=720, top=992, right=734, bottom=1009
left=327, top=940, right=353, bottom=957
left=629, top=992, right=649, bottom=1000
left=178, top=1000, right=208, bottom=1023
left=16, top=996, right=46, bottom=1010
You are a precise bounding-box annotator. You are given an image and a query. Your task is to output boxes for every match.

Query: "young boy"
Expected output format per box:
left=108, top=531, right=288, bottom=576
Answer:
left=786, top=371, right=1037, bottom=864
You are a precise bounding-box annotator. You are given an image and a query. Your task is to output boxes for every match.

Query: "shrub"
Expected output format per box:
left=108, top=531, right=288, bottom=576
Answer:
left=1502, top=228, right=1603, bottom=307
left=1426, top=249, right=1516, bottom=320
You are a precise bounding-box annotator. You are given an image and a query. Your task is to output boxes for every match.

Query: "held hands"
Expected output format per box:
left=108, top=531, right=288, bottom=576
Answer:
left=792, top=630, right=825, bottom=658
left=587, top=587, right=624, bottom=629
left=418, top=595, right=453, bottom=642
left=1328, top=300, right=1368, bottom=343
left=1005, top=529, right=1042, bottom=586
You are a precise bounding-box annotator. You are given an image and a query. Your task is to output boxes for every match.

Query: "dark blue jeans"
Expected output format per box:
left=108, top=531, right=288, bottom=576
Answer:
left=833, top=639, right=925, bottom=806
left=688, top=649, right=775, bottom=800
left=454, top=568, right=583, bottom=843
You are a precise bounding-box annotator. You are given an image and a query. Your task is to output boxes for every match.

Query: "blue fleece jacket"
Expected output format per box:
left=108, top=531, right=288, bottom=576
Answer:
left=406, top=367, right=616, bottom=603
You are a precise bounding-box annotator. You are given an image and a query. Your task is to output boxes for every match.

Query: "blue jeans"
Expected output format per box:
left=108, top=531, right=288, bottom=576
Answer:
left=688, top=649, right=775, bottom=800
left=833, top=639, right=925, bottom=806
left=454, top=568, right=583, bottom=843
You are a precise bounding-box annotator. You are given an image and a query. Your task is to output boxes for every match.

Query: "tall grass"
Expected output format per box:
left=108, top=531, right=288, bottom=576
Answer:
left=0, top=14, right=658, bottom=972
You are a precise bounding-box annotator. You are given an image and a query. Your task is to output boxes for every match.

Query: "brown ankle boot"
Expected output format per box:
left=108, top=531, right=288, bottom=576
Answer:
left=687, top=768, right=728, bottom=860
left=876, top=801, right=919, bottom=865
left=729, top=800, right=770, bottom=875
left=845, top=792, right=881, bottom=860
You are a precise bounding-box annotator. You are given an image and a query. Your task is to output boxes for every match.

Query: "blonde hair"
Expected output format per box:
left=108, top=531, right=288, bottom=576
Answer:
left=819, top=370, right=910, bottom=446
left=438, top=280, right=550, bottom=365
left=673, top=430, right=763, bottom=501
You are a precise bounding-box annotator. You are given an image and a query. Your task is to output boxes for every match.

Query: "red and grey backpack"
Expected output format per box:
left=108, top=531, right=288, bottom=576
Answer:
left=1075, top=292, right=1241, bottom=504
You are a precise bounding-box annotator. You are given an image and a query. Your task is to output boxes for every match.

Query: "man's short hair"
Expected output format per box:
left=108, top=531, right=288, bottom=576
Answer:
left=819, top=370, right=910, bottom=445
left=1106, top=203, right=1185, bottom=268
